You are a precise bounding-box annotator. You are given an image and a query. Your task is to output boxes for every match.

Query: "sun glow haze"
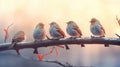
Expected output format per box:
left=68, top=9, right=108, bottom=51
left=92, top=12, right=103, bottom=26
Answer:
left=0, top=0, right=120, bottom=36
left=0, top=0, right=120, bottom=66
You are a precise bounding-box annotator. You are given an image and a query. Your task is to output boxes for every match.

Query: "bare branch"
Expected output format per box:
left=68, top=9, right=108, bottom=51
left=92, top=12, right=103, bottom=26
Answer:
left=116, top=15, right=120, bottom=26
left=7, top=23, right=14, bottom=29
left=4, top=23, right=14, bottom=43
left=0, top=37, right=120, bottom=51
left=20, top=55, right=72, bottom=67
left=0, top=37, right=119, bottom=66
left=43, top=60, right=66, bottom=67
left=20, top=55, right=87, bottom=67
left=42, top=60, right=88, bottom=67
left=115, top=33, right=120, bottom=38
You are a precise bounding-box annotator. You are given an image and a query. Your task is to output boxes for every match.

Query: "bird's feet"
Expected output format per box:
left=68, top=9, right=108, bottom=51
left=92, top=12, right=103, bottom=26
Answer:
left=69, top=37, right=76, bottom=39
left=100, top=35, right=105, bottom=37
left=81, top=44, right=85, bottom=47
left=104, top=44, right=109, bottom=47
left=91, top=35, right=105, bottom=39
left=33, top=48, right=38, bottom=54
left=51, top=38, right=60, bottom=40
left=91, top=35, right=95, bottom=39
left=34, top=40, right=42, bottom=43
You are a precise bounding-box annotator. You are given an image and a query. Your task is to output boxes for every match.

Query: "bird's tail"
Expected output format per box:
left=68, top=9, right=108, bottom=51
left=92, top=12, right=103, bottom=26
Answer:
left=9, top=41, right=16, bottom=48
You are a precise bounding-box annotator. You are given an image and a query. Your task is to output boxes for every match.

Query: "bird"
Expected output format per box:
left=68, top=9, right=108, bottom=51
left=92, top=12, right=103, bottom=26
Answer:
left=33, top=23, right=46, bottom=54
left=9, top=31, right=25, bottom=55
left=49, top=22, right=70, bottom=49
left=66, top=21, right=82, bottom=37
left=90, top=18, right=109, bottom=47
left=66, top=21, right=84, bottom=47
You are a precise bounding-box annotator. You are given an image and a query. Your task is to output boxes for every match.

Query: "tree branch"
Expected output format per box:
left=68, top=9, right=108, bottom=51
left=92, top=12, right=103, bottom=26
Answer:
left=43, top=60, right=66, bottom=67
left=42, top=60, right=77, bottom=67
left=0, top=37, right=120, bottom=51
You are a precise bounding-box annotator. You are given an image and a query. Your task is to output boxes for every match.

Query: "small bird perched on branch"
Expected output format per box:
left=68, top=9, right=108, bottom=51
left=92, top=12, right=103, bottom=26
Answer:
left=90, top=18, right=109, bottom=47
left=66, top=21, right=84, bottom=47
left=9, top=31, right=25, bottom=55
left=33, top=23, right=46, bottom=54
left=49, top=22, right=70, bottom=50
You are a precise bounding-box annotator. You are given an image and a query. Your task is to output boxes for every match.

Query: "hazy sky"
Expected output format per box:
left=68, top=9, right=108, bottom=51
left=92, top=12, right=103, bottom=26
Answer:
left=0, top=0, right=120, bottom=37
left=0, top=0, right=120, bottom=67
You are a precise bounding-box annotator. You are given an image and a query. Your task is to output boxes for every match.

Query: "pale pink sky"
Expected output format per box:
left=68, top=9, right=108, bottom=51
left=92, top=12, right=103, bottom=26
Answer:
left=0, top=0, right=120, bottom=38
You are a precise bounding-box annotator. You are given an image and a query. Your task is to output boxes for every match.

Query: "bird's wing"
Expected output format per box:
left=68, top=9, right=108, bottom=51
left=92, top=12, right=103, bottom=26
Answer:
left=13, top=32, right=25, bottom=42
left=73, top=24, right=82, bottom=35
left=98, top=23, right=105, bottom=34
left=93, top=21, right=105, bottom=34
left=118, top=20, right=120, bottom=26
left=33, top=28, right=45, bottom=40
left=100, top=25, right=105, bottom=34
left=56, top=27, right=66, bottom=37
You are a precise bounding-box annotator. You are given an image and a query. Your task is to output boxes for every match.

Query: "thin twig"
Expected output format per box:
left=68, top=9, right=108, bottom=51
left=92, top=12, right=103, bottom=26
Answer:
left=43, top=60, right=66, bottom=67
left=7, top=23, right=14, bottom=29
left=4, top=23, right=14, bottom=43
left=115, top=33, right=120, bottom=38
left=19, top=55, right=72, bottom=67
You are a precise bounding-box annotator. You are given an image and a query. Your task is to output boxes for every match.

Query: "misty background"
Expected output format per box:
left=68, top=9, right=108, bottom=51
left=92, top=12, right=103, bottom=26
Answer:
left=0, top=0, right=120, bottom=67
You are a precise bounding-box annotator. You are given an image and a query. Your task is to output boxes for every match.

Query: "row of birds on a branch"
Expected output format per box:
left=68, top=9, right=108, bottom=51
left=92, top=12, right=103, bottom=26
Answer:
left=8, top=17, right=120, bottom=56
